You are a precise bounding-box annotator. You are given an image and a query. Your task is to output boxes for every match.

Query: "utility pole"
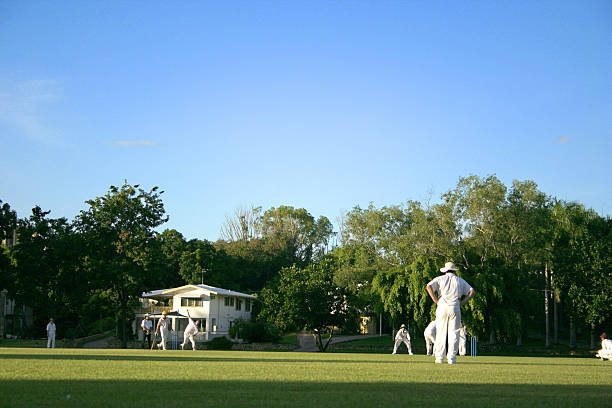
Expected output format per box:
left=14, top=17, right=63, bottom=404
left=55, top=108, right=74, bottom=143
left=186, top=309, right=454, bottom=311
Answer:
left=545, top=263, right=550, bottom=348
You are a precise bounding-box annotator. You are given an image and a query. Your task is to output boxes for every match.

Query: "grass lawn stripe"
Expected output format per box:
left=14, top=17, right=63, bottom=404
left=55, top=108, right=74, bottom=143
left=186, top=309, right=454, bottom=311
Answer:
left=0, top=348, right=610, bottom=407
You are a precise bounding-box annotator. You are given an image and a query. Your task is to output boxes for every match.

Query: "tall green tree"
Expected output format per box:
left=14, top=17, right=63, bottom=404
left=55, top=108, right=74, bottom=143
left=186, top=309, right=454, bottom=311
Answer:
left=75, top=182, right=168, bottom=348
left=260, top=206, right=334, bottom=264
left=259, top=257, right=347, bottom=351
left=0, top=200, right=17, bottom=292
left=552, top=202, right=612, bottom=348
left=10, top=206, right=85, bottom=337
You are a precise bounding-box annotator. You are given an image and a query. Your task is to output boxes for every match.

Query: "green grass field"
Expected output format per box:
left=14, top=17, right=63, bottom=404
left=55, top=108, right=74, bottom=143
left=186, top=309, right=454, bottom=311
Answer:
left=0, top=348, right=610, bottom=408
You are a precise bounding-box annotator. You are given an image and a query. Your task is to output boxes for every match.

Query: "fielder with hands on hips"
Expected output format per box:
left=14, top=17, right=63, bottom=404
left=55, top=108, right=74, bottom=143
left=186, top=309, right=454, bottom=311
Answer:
left=426, top=261, right=475, bottom=364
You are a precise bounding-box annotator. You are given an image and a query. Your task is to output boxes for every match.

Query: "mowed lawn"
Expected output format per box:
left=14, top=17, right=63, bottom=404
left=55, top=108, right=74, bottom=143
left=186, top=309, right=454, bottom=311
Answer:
left=0, top=348, right=610, bottom=408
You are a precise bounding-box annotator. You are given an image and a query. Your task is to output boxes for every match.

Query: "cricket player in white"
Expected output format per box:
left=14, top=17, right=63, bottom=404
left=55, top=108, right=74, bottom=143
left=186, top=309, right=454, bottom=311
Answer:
left=595, top=333, right=612, bottom=361
left=181, top=309, right=199, bottom=350
left=155, top=311, right=169, bottom=350
left=458, top=322, right=467, bottom=356
left=141, top=314, right=153, bottom=349
left=46, top=318, right=56, bottom=348
left=426, top=262, right=475, bottom=364
left=392, top=324, right=413, bottom=355
left=424, top=321, right=436, bottom=356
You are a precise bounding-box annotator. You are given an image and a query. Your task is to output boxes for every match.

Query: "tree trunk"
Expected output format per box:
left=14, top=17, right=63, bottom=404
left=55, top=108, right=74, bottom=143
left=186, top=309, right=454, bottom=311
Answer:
left=553, top=288, right=559, bottom=344
left=590, top=331, right=595, bottom=350
left=314, top=328, right=334, bottom=352
left=569, top=315, right=576, bottom=349
left=544, top=264, right=550, bottom=348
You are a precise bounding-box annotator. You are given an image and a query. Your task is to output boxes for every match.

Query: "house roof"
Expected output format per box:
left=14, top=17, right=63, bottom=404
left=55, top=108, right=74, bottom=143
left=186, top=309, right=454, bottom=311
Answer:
left=142, top=284, right=256, bottom=299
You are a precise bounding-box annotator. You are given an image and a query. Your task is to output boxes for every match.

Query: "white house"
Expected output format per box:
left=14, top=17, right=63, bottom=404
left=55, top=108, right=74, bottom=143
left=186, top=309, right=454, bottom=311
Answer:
left=137, top=284, right=256, bottom=342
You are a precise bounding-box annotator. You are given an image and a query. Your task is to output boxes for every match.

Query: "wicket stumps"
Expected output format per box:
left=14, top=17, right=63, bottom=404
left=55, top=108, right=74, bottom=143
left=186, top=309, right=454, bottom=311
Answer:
left=470, top=336, right=478, bottom=357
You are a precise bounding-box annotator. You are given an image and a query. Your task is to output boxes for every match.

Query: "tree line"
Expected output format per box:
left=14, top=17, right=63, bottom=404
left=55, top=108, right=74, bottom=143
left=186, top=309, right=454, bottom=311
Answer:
left=0, top=175, right=610, bottom=350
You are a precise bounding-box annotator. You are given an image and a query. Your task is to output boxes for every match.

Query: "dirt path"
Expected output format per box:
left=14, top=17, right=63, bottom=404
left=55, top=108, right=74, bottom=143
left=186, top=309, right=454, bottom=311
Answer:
left=294, top=334, right=379, bottom=352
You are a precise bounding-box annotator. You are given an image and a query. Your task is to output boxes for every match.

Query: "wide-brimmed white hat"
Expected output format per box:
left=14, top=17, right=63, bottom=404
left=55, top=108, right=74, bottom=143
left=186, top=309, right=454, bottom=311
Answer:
left=440, top=262, right=459, bottom=272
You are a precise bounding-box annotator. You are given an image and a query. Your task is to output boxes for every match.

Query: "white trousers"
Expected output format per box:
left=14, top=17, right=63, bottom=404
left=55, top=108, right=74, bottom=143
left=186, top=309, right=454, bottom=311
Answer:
left=392, top=339, right=412, bottom=354
left=459, top=332, right=467, bottom=356
left=47, top=333, right=55, bottom=348
left=434, top=303, right=460, bottom=364
left=596, top=348, right=612, bottom=360
left=181, top=332, right=196, bottom=350
left=424, top=334, right=435, bottom=356
left=158, top=328, right=168, bottom=350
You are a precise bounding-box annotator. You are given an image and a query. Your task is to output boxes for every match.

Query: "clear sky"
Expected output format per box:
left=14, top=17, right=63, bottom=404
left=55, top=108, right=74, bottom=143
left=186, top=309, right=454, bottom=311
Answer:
left=1, top=1, right=610, bottom=241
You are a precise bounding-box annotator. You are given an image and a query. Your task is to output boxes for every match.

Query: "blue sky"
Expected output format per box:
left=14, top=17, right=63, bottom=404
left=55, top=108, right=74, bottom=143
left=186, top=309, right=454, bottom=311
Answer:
left=1, top=1, right=610, bottom=240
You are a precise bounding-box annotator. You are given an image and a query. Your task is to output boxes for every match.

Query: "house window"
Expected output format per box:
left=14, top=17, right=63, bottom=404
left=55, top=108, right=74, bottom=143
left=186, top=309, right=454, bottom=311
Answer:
left=224, top=297, right=229, bottom=306
left=199, top=319, right=206, bottom=332
left=181, top=298, right=203, bottom=307
left=210, top=294, right=216, bottom=300
left=236, top=299, right=242, bottom=311
left=245, top=299, right=251, bottom=312
left=211, top=318, right=216, bottom=331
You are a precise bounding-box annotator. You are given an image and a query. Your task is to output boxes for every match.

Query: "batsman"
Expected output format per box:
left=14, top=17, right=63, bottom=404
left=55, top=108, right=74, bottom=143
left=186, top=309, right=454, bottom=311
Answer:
left=154, top=310, right=169, bottom=350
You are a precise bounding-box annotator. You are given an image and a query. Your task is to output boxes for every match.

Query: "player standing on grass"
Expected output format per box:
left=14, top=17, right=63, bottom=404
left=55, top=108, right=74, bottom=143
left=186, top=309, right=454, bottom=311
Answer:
left=180, top=309, right=199, bottom=350
left=392, top=324, right=413, bottom=355
left=141, top=314, right=153, bottom=349
left=426, top=262, right=475, bottom=364
left=155, top=311, right=169, bottom=350
left=46, top=318, right=56, bottom=348
left=424, top=321, right=436, bottom=356
left=458, top=322, right=467, bottom=356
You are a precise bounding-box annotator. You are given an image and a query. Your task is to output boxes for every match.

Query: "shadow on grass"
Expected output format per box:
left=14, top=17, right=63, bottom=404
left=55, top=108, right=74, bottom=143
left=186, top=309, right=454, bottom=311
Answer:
left=0, top=352, right=433, bottom=365
left=0, top=352, right=601, bottom=367
left=0, top=379, right=609, bottom=408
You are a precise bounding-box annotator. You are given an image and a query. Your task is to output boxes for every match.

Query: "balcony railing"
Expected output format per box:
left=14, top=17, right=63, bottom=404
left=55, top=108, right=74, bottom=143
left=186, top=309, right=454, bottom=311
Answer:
left=134, top=305, right=172, bottom=315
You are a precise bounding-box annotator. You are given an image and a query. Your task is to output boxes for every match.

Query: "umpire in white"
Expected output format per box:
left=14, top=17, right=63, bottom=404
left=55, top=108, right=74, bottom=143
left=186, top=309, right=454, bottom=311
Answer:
left=426, top=262, right=475, bottom=364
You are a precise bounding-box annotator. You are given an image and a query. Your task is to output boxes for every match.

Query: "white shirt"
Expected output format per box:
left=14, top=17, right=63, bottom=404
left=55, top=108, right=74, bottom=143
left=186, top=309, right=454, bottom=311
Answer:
left=395, top=328, right=410, bottom=341
left=427, top=273, right=473, bottom=307
left=602, top=339, right=612, bottom=350
left=157, top=317, right=169, bottom=330
left=141, top=319, right=152, bottom=331
left=184, top=318, right=198, bottom=337
left=424, top=321, right=436, bottom=337
left=46, top=322, right=56, bottom=333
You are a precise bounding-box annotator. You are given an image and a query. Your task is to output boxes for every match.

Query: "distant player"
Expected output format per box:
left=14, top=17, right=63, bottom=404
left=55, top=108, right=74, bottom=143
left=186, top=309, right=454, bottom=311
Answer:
left=181, top=309, right=199, bottom=351
left=424, top=321, right=436, bottom=356
left=392, top=324, right=413, bottom=355
left=458, top=322, right=467, bottom=356
left=46, top=318, right=56, bottom=349
left=141, top=314, right=153, bottom=349
left=155, top=311, right=169, bottom=350
left=595, top=333, right=612, bottom=361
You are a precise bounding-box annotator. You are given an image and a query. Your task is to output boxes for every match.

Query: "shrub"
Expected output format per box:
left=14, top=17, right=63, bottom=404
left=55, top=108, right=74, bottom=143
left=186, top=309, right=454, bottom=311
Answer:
left=206, top=336, right=234, bottom=350
left=230, top=319, right=281, bottom=343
